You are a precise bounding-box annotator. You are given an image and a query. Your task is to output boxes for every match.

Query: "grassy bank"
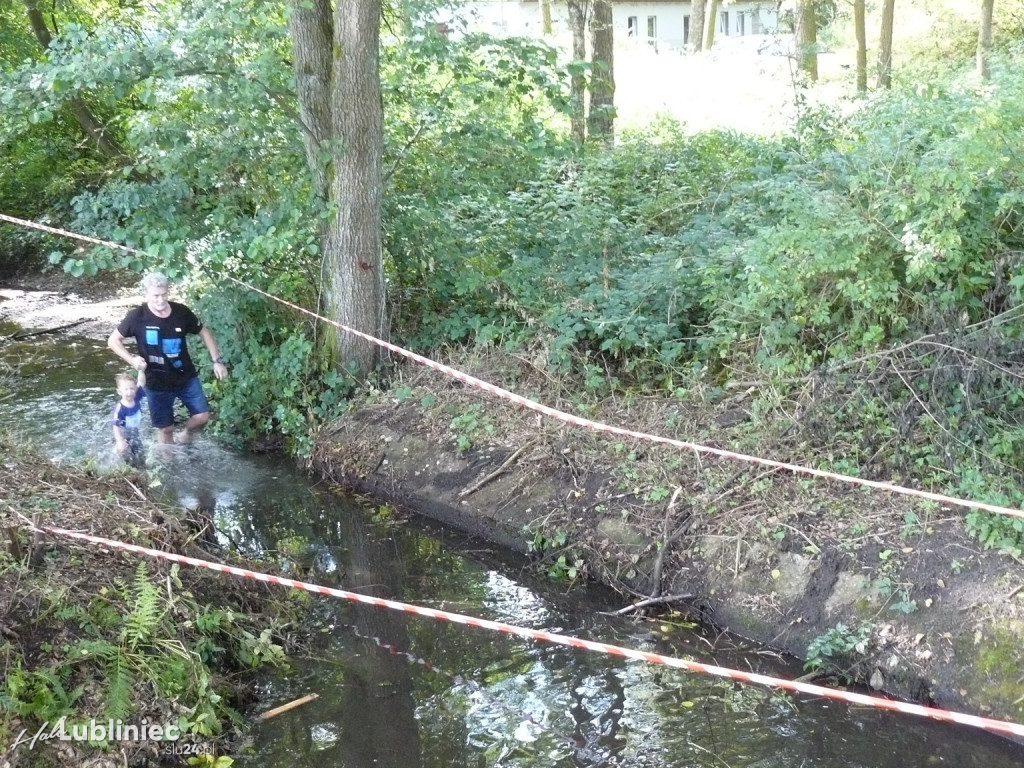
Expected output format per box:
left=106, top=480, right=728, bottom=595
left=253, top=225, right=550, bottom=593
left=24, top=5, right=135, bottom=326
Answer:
left=0, top=434, right=304, bottom=767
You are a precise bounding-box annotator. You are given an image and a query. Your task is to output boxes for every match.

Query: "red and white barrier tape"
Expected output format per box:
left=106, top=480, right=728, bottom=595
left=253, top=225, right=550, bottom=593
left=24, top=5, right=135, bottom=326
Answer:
left=228, top=276, right=1024, bottom=521
left=0, top=213, right=143, bottom=253
left=37, top=525, right=1024, bottom=740
left=352, top=624, right=477, bottom=691
left=4, top=210, right=1023, bottom=520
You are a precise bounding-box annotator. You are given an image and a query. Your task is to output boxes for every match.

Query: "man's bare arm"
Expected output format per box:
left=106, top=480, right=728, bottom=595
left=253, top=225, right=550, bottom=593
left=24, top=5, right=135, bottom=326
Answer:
left=199, top=327, right=228, bottom=380
left=108, top=330, right=146, bottom=371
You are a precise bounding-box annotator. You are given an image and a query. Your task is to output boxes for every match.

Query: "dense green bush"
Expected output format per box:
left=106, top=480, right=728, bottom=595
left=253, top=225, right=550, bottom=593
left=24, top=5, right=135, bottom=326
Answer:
left=401, top=52, right=1024, bottom=384
left=192, top=284, right=351, bottom=457
left=385, top=50, right=1024, bottom=548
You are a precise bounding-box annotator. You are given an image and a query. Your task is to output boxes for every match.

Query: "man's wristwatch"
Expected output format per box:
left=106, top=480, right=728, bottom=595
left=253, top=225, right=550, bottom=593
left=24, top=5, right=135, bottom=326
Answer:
left=214, top=357, right=225, bottom=365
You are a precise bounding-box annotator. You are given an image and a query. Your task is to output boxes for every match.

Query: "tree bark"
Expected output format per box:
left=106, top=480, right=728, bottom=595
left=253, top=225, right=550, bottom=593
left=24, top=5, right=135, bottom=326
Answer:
left=331, top=0, right=385, bottom=374
left=289, top=0, right=333, bottom=202
left=567, top=0, right=588, bottom=145
left=690, top=0, right=706, bottom=51
left=854, top=0, right=867, bottom=93
left=704, top=0, right=719, bottom=50
left=877, top=0, right=895, bottom=89
left=290, top=0, right=385, bottom=377
left=976, top=0, right=994, bottom=81
left=23, top=0, right=128, bottom=160
left=796, top=0, right=818, bottom=81
left=587, top=0, right=614, bottom=144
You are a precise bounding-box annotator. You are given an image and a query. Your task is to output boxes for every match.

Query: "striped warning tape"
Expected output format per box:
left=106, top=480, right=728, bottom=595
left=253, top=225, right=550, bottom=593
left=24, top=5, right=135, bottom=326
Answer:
left=4, top=210, right=1019, bottom=524
left=2, top=211, right=1023, bottom=520
left=0, top=212, right=146, bottom=254
left=351, top=624, right=478, bottom=691
left=227, top=276, right=1024, bottom=521
left=37, top=524, right=1024, bottom=740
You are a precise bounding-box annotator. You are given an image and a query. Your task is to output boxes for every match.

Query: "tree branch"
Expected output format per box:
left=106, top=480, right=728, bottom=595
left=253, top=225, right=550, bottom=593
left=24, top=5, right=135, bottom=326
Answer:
left=23, top=0, right=130, bottom=161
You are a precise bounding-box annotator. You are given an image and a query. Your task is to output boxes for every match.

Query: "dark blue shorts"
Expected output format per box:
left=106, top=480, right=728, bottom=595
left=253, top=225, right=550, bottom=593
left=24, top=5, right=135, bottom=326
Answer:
left=147, top=377, right=210, bottom=429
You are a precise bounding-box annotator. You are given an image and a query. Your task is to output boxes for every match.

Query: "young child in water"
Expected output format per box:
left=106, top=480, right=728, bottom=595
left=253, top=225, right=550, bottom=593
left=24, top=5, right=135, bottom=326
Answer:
left=111, top=369, right=148, bottom=467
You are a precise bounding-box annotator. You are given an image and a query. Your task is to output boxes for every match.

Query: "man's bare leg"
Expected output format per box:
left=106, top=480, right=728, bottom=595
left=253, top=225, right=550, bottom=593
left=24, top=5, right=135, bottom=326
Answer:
left=178, top=412, right=210, bottom=444
left=155, top=426, right=176, bottom=461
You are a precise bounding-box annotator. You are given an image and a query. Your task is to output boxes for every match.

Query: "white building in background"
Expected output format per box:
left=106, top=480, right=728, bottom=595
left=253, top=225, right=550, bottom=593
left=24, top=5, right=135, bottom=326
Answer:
left=451, top=0, right=780, bottom=52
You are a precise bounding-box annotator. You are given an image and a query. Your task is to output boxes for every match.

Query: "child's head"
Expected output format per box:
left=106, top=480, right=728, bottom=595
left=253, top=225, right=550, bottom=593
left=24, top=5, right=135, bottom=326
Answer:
left=115, top=373, right=138, bottom=400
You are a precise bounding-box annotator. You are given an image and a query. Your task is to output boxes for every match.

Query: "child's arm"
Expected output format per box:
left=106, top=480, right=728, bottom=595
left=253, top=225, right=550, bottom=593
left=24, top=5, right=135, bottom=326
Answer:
left=112, top=424, right=128, bottom=453
left=111, top=402, right=128, bottom=453
left=137, top=369, right=147, bottom=389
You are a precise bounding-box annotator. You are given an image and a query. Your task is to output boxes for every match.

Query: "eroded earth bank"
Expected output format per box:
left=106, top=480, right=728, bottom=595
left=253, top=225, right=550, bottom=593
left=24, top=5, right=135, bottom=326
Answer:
left=311, top=356, right=1024, bottom=730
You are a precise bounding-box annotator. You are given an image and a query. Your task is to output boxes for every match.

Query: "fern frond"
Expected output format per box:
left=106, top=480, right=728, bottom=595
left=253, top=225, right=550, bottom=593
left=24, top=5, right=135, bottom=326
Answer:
left=104, top=652, right=134, bottom=723
left=123, top=561, right=163, bottom=650
left=29, top=668, right=82, bottom=717
left=70, top=639, right=119, bottom=662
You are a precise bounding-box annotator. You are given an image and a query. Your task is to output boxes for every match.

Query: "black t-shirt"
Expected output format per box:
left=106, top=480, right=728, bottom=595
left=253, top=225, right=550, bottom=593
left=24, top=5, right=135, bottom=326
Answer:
left=117, top=302, right=204, bottom=391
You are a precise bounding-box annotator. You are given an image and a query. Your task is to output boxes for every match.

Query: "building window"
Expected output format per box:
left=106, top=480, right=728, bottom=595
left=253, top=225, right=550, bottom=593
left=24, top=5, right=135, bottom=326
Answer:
left=751, top=12, right=762, bottom=34
left=647, top=15, right=657, bottom=40
left=683, top=15, right=690, bottom=45
left=738, top=11, right=745, bottom=35
left=719, top=11, right=729, bottom=35
left=627, top=15, right=638, bottom=37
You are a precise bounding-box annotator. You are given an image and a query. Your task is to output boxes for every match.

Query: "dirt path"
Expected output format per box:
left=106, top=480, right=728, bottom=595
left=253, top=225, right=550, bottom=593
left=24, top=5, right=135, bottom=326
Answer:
left=0, top=272, right=137, bottom=341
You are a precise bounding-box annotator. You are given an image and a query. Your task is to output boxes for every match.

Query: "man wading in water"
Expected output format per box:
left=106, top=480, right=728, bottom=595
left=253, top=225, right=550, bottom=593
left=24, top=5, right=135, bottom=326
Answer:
left=108, top=273, right=229, bottom=447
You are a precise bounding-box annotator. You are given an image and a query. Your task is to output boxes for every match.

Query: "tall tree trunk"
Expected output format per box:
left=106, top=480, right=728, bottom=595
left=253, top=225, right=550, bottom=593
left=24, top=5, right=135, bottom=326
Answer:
left=854, top=0, right=867, bottom=93
left=567, top=0, right=588, bottom=145
left=23, top=0, right=128, bottom=160
left=796, top=0, right=818, bottom=81
left=877, top=0, right=895, bottom=89
left=690, top=0, right=706, bottom=51
left=290, top=0, right=384, bottom=377
left=289, top=0, right=333, bottom=203
left=704, top=0, right=719, bottom=50
left=541, top=0, right=553, bottom=35
left=587, top=0, right=614, bottom=144
left=976, top=0, right=995, bottom=81
left=332, top=0, right=385, bottom=374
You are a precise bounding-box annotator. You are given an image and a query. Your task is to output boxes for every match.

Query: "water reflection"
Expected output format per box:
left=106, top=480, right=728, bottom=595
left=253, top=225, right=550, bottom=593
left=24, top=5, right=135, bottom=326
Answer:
left=229, top=489, right=429, bottom=766
left=233, top=486, right=1024, bottom=768
left=2, top=332, right=1023, bottom=767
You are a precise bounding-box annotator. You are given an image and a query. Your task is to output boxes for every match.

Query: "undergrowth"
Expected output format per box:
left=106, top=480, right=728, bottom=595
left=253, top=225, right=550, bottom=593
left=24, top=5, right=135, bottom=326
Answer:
left=0, top=434, right=303, bottom=766
left=383, top=53, right=1024, bottom=559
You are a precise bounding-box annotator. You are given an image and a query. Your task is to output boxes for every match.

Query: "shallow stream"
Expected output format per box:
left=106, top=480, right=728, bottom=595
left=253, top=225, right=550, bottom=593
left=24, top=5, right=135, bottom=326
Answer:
left=2, top=318, right=1022, bottom=767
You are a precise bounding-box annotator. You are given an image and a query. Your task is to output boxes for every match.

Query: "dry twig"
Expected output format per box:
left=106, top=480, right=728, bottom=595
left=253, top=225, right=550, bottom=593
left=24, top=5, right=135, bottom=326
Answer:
left=459, top=439, right=538, bottom=499
left=604, top=592, right=695, bottom=617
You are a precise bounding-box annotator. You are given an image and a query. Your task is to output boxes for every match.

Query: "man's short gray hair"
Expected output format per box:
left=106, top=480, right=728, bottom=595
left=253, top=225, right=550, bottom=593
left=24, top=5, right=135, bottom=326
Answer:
left=141, top=272, right=170, bottom=291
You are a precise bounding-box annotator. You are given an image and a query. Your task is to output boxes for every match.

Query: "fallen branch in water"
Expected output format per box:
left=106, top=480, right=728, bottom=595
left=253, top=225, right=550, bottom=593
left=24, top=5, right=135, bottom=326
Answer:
left=256, top=692, right=319, bottom=721
left=5, top=319, right=91, bottom=341
left=603, top=592, right=695, bottom=617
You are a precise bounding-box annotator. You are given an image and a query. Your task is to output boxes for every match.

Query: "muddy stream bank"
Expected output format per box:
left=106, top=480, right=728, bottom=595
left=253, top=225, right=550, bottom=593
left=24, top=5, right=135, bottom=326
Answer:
left=312, top=390, right=1024, bottom=724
